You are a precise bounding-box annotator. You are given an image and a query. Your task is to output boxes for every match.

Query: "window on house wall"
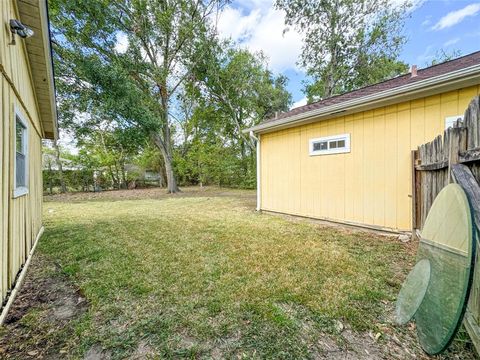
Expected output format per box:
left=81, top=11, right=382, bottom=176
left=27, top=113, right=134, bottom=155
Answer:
left=14, top=111, right=28, bottom=197
left=445, top=115, right=464, bottom=129
left=309, top=134, right=350, bottom=156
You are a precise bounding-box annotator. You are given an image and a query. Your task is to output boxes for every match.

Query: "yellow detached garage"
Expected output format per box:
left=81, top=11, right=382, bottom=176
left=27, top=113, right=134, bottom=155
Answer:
left=245, top=52, right=480, bottom=232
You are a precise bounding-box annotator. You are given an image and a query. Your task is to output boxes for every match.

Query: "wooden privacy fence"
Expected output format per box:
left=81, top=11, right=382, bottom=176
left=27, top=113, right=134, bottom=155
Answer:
left=412, top=96, right=480, bottom=352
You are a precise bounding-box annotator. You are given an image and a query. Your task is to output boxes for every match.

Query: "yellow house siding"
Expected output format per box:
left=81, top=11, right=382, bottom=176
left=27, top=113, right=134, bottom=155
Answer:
left=260, top=86, right=480, bottom=231
left=1, top=76, right=10, bottom=303
left=1, top=0, right=45, bottom=304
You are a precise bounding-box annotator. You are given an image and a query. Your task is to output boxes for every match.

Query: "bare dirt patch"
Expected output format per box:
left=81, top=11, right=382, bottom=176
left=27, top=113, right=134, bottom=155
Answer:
left=129, top=340, right=157, bottom=359
left=0, top=254, right=88, bottom=359
left=83, top=344, right=112, bottom=360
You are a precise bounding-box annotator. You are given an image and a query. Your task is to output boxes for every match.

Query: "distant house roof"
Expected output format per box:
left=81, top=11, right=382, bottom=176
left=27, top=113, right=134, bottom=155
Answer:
left=245, top=51, right=480, bottom=134
left=42, top=153, right=81, bottom=171
left=17, top=0, right=58, bottom=140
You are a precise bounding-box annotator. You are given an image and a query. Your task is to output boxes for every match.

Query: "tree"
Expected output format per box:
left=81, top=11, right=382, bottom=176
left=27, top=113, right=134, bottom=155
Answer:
left=74, top=115, right=147, bottom=189
left=52, top=139, right=67, bottom=193
left=180, top=43, right=292, bottom=187
left=428, top=49, right=462, bottom=67
left=42, top=145, right=56, bottom=194
left=193, top=43, right=292, bottom=150
left=134, top=144, right=166, bottom=187
left=276, top=0, right=410, bottom=102
left=42, top=142, right=81, bottom=193
left=49, top=0, right=226, bottom=193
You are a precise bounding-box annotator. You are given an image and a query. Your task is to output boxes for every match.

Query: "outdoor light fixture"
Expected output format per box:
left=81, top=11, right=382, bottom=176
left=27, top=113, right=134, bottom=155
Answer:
left=9, top=19, right=34, bottom=45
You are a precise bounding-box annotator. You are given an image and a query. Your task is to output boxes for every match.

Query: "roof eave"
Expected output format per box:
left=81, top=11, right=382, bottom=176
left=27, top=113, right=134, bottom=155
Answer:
left=18, top=0, right=58, bottom=140
left=244, top=64, right=480, bottom=135
left=43, top=0, right=58, bottom=140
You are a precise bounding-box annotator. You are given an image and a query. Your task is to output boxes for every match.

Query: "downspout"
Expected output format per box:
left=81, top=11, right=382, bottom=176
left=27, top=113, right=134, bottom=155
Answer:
left=249, top=131, right=261, bottom=211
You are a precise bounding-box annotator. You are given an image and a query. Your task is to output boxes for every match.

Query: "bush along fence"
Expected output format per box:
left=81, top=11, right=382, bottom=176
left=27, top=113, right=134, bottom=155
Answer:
left=411, top=96, right=480, bottom=352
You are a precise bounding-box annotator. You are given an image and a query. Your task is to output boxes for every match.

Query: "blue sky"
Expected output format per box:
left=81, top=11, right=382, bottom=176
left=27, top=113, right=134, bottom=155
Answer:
left=216, top=0, right=480, bottom=107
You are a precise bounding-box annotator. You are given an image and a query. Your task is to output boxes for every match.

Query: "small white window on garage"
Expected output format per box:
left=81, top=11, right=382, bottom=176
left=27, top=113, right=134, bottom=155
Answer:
left=445, top=115, right=464, bottom=129
left=13, top=110, right=28, bottom=198
left=309, top=133, right=350, bottom=156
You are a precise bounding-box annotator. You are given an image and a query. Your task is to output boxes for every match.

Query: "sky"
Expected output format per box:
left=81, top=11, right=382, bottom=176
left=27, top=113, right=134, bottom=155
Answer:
left=215, top=0, right=480, bottom=108
left=59, top=0, right=480, bottom=152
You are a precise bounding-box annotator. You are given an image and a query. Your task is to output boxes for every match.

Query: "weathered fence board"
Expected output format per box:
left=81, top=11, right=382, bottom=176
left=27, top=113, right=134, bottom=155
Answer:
left=452, top=164, right=480, bottom=326
left=412, top=96, right=480, bottom=354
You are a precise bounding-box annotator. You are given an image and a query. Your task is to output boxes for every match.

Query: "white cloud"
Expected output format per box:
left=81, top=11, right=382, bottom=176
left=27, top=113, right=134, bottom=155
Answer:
left=421, top=16, right=431, bottom=27
left=444, top=37, right=460, bottom=47
left=291, top=97, right=307, bottom=109
left=115, top=32, right=129, bottom=53
left=216, top=3, right=303, bottom=72
left=215, top=0, right=420, bottom=72
left=216, top=7, right=262, bottom=42
left=57, top=130, right=79, bottom=155
left=432, top=3, right=480, bottom=30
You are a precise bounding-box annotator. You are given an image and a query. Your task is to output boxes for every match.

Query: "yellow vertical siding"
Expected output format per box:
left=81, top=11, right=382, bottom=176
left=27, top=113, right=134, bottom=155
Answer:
left=1, top=75, right=10, bottom=303
left=344, top=115, right=355, bottom=221
left=384, top=106, right=398, bottom=229
left=260, top=86, right=480, bottom=231
left=1, top=0, right=44, bottom=304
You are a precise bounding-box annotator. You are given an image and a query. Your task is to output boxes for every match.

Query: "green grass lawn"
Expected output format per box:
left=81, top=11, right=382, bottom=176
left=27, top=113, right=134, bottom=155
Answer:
left=1, top=187, right=476, bottom=359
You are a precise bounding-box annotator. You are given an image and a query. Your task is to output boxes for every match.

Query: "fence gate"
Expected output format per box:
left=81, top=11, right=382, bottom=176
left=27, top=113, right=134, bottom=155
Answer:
left=412, top=96, right=480, bottom=352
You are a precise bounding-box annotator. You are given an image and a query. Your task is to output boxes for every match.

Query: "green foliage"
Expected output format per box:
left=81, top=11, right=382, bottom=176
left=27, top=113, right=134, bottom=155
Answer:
left=276, top=0, right=410, bottom=102
left=134, top=144, right=164, bottom=175
left=172, top=43, right=291, bottom=188
left=42, top=125, right=149, bottom=193
left=175, top=139, right=256, bottom=188
left=194, top=43, right=292, bottom=144
left=43, top=169, right=96, bottom=193
left=49, top=0, right=230, bottom=192
left=49, top=0, right=292, bottom=191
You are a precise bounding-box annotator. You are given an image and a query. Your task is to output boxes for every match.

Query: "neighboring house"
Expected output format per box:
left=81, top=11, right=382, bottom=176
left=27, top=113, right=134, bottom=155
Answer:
left=125, top=163, right=163, bottom=187
left=42, top=153, right=82, bottom=171
left=245, top=51, right=480, bottom=232
left=0, top=0, right=57, bottom=315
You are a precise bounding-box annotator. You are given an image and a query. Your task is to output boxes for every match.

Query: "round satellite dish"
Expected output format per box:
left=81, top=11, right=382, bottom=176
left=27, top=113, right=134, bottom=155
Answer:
left=395, top=259, right=431, bottom=325
left=414, top=183, right=476, bottom=355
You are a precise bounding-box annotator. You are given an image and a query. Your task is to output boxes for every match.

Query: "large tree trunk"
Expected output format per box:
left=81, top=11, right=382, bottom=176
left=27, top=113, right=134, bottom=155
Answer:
left=53, top=139, right=67, bottom=193
left=120, top=162, right=127, bottom=189
left=154, top=84, right=180, bottom=193
left=47, top=161, right=53, bottom=195
left=153, top=134, right=179, bottom=193
left=108, top=165, right=118, bottom=189
left=164, top=154, right=178, bottom=193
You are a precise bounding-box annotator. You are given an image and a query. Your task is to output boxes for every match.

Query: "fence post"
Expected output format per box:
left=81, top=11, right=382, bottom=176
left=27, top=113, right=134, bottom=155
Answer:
left=411, top=150, right=420, bottom=240
left=448, top=122, right=467, bottom=184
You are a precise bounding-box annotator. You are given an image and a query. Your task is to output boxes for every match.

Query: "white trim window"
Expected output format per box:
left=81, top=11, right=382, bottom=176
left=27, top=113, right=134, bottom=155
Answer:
left=309, top=133, right=351, bottom=156
left=445, top=115, right=464, bottom=129
left=13, top=109, right=28, bottom=198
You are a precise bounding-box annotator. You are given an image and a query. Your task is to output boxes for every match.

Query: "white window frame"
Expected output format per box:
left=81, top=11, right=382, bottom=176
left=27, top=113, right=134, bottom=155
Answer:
left=309, top=133, right=351, bottom=156
left=13, top=107, right=29, bottom=198
left=445, top=115, right=464, bottom=129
